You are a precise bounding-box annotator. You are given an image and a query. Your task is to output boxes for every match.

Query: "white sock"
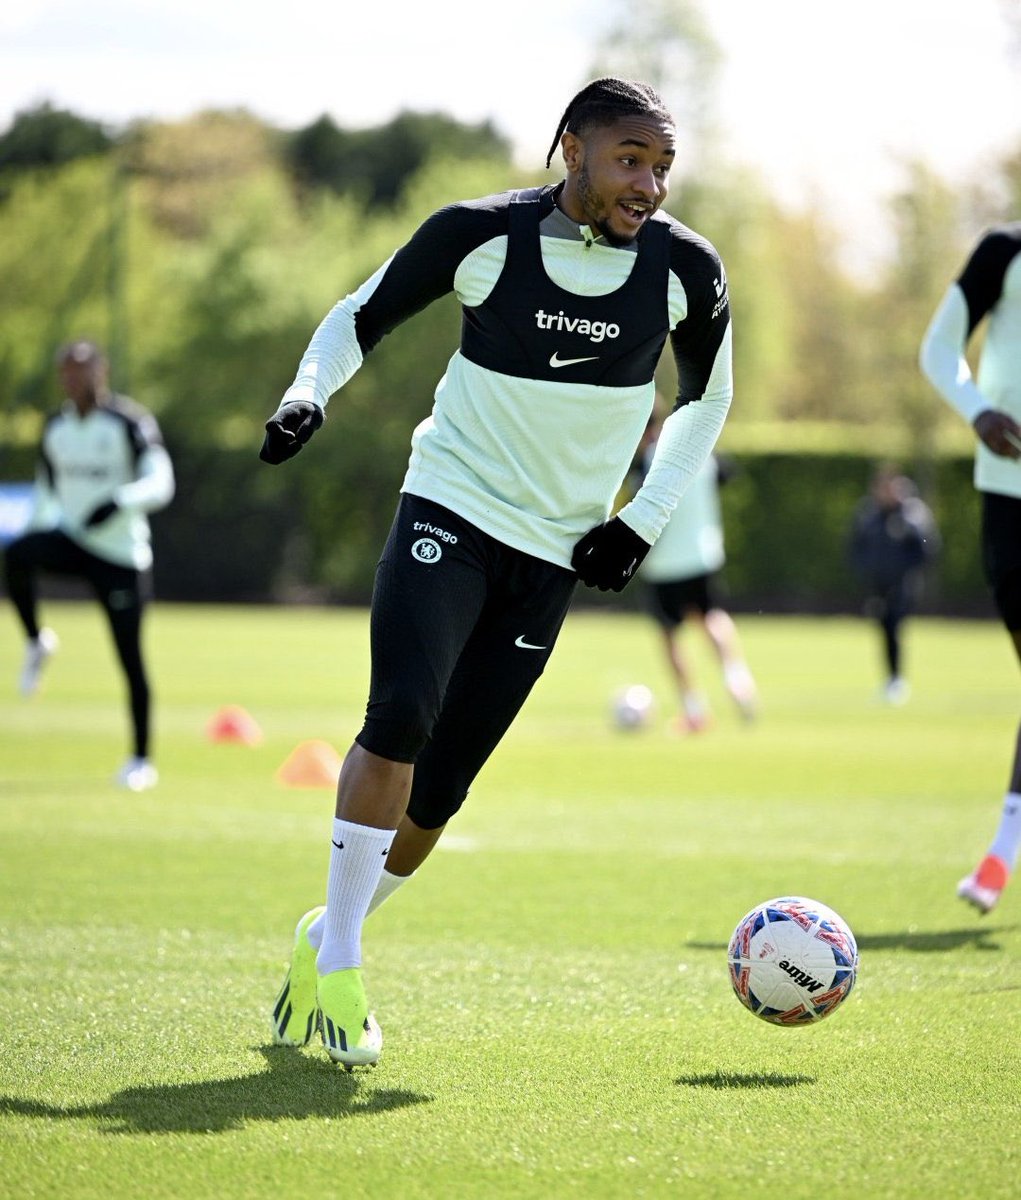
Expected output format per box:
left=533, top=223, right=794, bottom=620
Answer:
left=316, top=818, right=395, bottom=975
left=304, top=868, right=413, bottom=951
left=367, top=866, right=413, bottom=914
left=988, top=792, right=1021, bottom=870
left=724, top=660, right=756, bottom=699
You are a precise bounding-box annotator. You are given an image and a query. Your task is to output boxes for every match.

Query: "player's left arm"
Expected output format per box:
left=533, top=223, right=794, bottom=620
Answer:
left=110, top=412, right=176, bottom=514
left=616, top=234, right=734, bottom=546
left=275, top=204, right=499, bottom=414
left=261, top=201, right=502, bottom=464
left=919, top=282, right=993, bottom=426
left=920, top=227, right=1021, bottom=456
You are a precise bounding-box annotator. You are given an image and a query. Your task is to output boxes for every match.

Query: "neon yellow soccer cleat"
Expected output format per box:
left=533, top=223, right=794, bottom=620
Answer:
left=317, top=967, right=383, bottom=1069
left=271, top=906, right=325, bottom=1047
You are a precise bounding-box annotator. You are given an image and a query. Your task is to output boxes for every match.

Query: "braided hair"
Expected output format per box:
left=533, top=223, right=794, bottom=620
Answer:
left=544, top=78, right=673, bottom=169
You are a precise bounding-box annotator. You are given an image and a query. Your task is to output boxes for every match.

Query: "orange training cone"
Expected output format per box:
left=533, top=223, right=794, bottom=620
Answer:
left=207, top=705, right=263, bottom=746
left=275, top=739, right=343, bottom=788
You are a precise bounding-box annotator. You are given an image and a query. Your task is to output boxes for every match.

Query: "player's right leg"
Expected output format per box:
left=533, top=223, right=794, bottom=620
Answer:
left=704, top=606, right=758, bottom=721
left=878, top=588, right=910, bottom=704
left=403, top=540, right=577, bottom=836
left=960, top=504, right=1021, bottom=912
left=270, top=851, right=419, bottom=1051
left=646, top=582, right=707, bottom=730
left=85, top=557, right=159, bottom=789
left=661, top=624, right=708, bottom=732
left=4, top=531, right=86, bottom=696
left=304, top=496, right=491, bottom=1066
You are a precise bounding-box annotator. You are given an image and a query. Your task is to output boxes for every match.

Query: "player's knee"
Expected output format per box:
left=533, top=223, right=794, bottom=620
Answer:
left=404, top=746, right=475, bottom=829
left=704, top=607, right=734, bottom=639
left=406, top=784, right=468, bottom=830
left=356, top=691, right=439, bottom=764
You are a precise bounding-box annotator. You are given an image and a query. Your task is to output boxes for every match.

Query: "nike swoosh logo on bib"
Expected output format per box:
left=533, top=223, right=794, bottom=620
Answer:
left=549, top=351, right=599, bottom=369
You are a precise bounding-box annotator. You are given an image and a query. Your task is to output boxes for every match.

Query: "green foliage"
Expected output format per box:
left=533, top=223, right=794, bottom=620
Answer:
left=864, top=161, right=968, bottom=456
left=0, top=102, right=114, bottom=171
left=123, top=110, right=282, bottom=239
left=144, top=170, right=320, bottom=439
left=0, top=157, right=118, bottom=407
left=285, top=109, right=512, bottom=204
left=1, top=102, right=1019, bottom=610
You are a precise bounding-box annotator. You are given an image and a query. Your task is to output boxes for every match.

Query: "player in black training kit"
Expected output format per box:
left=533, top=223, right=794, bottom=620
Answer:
left=260, top=78, right=734, bottom=1066
left=921, top=224, right=1021, bottom=913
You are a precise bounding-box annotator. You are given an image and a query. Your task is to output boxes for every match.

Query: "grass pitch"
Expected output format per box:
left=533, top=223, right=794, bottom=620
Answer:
left=1, top=601, right=1019, bottom=1198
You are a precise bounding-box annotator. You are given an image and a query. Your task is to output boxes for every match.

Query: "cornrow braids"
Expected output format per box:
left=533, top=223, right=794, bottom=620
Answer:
left=544, top=77, right=672, bottom=169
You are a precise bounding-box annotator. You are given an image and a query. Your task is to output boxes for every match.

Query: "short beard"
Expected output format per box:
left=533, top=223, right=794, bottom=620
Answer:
left=576, top=163, right=638, bottom=248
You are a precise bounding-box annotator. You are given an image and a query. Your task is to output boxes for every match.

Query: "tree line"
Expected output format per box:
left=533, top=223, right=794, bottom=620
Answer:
left=0, top=101, right=1016, bottom=606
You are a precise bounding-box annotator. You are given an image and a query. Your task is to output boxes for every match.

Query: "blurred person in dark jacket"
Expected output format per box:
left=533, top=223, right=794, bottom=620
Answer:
left=848, top=463, right=940, bottom=704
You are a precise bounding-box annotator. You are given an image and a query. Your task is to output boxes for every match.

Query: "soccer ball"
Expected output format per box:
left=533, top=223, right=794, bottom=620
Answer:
left=727, top=896, right=858, bottom=1025
left=611, top=684, right=655, bottom=730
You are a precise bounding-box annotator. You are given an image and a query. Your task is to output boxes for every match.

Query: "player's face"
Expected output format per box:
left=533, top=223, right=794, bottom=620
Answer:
left=58, top=358, right=104, bottom=411
left=560, top=115, right=675, bottom=247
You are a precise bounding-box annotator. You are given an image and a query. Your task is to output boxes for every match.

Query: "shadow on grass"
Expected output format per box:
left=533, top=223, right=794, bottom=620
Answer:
left=688, top=925, right=1018, bottom=954
left=854, top=926, right=1018, bottom=952
left=0, top=1046, right=431, bottom=1135
left=676, top=1071, right=815, bottom=1090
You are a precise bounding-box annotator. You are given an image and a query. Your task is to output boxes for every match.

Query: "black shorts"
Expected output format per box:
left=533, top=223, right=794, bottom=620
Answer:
left=645, top=573, right=718, bottom=629
left=5, top=529, right=146, bottom=611
left=981, top=492, right=1021, bottom=631
left=357, top=494, right=577, bottom=828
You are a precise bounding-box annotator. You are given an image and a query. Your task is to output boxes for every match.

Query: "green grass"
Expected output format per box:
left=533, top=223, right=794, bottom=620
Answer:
left=1, top=601, right=1019, bottom=1199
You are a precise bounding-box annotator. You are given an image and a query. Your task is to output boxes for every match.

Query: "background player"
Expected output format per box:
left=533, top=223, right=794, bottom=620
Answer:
left=3, top=339, right=175, bottom=791
left=847, top=462, right=940, bottom=705
left=635, top=412, right=756, bottom=731
left=920, top=223, right=1021, bottom=912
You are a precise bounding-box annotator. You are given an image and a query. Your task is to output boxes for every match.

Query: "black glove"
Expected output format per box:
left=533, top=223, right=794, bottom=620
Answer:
left=83, top=500, right=119, bottom=528
left=259, top=400, right=324, bottom=464
left=571, top=516, right=651, bottom=592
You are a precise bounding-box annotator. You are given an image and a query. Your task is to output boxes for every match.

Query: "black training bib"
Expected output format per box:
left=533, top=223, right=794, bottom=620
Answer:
left=459, top=187, right=671, bottom=387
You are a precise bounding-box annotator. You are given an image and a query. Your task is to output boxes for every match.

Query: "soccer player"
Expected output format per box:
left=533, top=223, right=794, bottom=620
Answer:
left=847, top=463, right=940, bottom=705
left=635, top=419, right=756, bottom=731
left=3, top=340, right=175, bottom=791
left=920, top=223, right=1021, bottom=913
left=260, top=78, right=733, bottom=1065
